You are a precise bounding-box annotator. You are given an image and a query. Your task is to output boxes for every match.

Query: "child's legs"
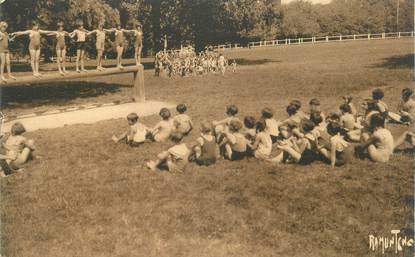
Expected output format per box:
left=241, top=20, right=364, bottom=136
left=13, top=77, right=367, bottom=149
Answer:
left=5, top=53, right=11, bottom=74
left=80, top=50, right=85, bottom=68
left=116, top=46, right=123, bottom=64
left=76, top=49, right=81, bottom=69
left=97, top=50, right=103, bottom=67
left=0, top=53, right=5, bottom=77
left=368, top=145, right=389, bottom=163
left=281, top=145, right=302, bottom=162
left=12, top=148, right=32, bottom=166
left=56, top=49, right=62, bottom=70
left=61, top=49, right=67, bottom=69
left=29, top=50, right=36, bottom=73
left=347, top=130, right=361, bottom=142
left=35, top=50, right=41, bottom=73
left=225, top=144, right=233, bottom=160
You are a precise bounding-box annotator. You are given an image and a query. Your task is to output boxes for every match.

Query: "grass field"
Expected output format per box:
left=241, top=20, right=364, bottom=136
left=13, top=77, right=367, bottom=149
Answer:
left=0, top=39, right=414, bottom=257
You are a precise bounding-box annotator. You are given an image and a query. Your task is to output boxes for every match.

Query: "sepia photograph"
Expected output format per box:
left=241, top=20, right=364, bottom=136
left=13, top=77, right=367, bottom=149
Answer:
left=0, top=0, right=413, bottom=256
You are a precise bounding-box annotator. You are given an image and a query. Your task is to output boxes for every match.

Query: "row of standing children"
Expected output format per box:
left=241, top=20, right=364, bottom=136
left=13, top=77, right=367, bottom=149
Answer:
left=0, top=20, right=143, bottom=82
left=112, top=87, right=413, bottom=172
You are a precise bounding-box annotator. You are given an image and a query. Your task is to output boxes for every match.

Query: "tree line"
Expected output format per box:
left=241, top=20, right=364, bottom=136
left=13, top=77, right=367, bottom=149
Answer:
left=0, top=0, right=413, bottom=57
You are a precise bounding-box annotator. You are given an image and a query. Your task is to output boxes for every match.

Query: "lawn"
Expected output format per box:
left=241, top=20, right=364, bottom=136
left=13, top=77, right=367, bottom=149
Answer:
left=0, top=38, right=414, bottom=257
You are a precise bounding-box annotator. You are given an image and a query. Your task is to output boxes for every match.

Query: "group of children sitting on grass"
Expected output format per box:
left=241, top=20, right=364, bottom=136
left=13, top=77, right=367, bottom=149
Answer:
left=0, top=87, right=413, bottom=176
left=110, top=87, right=414, bottom=173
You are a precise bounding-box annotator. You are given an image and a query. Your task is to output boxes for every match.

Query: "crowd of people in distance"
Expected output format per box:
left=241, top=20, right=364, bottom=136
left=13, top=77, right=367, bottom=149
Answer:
left=154, top=46, right=237, bottom=77
left=0, top=20, right=143, bottom=82
left=0, top=87, right=414, bottom=176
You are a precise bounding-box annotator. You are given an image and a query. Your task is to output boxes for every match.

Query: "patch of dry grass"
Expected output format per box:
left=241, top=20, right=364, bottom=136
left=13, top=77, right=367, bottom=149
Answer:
left=1, top=39, right=413, bottom=257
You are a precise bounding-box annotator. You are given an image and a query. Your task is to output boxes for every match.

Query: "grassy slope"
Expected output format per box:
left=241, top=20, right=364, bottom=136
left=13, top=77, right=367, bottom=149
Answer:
left=1, top=39, right=414, bottom=257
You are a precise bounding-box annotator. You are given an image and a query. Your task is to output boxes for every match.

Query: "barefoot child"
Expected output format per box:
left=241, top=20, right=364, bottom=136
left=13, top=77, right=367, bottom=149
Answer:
left=150, top=108, right=174, bottom=143
left=355, top=113, right=394, bottom=163
left=133, top=24, right=143, bottom=65
left=0, top=22, right=16, bottom=82
left=319, top=122, right=353, bottom=167
left=70, top=20, right=89, bottom=72
left=146, top=136, right=191, bottom=173
left=1, top=122, right=35, bottom=169
left=13, top=22, right=53, bottom=77
left=47, top=22, right=70, bottom=75
left=88, top=23, right=112, bottom=71
left=112, top=113, right=149, bottom=146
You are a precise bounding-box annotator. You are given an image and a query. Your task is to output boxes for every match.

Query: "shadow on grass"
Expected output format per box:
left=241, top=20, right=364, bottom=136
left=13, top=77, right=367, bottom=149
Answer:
left=373, top=54, right=414, bottom=69
left=234, top=58, right=280, bottom=66
left=0, top=81, right=125, bottom=108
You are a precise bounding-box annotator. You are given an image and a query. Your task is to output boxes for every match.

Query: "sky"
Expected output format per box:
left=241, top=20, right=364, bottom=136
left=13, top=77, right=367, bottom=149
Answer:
left=282, top=0, right=332, bottom=4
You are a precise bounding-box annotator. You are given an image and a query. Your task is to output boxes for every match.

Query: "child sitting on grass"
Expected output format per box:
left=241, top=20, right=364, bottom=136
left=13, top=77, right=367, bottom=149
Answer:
left=249, top=119, right=272, bottom=160
left=309, top=98, right=326, bottom=123
left=342, top=95, right=357, bottom=116
left=213, top=104, right=240, bottom=131
left=112, top=113, right=149, bottom=146
left=276, top=120, right=319, bottom=165
left=222, top=119, right=248, bottom=161
left=389, top=88, right=415, bottom=124
left=171, top=104, right=193, bottom=141
left=283, top=104, right=305, bottom=138
left=372, top=88, right=388, bottom=118
left=146, top=136, right=191, bottom=173
left=267, top=125, right=295, bottom=164
left=339, top=103, right=362, bottom=142
left=1, top=122, right=35, bottom=174
left=191, top=121, right=218, bottom=166
left=319, top=122, right=353, bottom=167
left=355, top=113, right=394, bottom=163
left=261, top=108, right=280, bottom=143
left=150, top=108, right=174, bottom=143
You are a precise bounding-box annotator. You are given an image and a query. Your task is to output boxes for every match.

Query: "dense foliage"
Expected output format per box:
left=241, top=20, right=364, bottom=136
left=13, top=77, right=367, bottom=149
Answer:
left=0, top=0, right=413, bottom=56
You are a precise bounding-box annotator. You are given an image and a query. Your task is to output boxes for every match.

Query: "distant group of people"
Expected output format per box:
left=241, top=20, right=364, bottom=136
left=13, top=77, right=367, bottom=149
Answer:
left=104, top=87, right=414, bottom=173
left=154, top=46, right=237, bottom=77
left=0, top=20, right=143, bottom=82
left=0, top=87, right=413, bottom=176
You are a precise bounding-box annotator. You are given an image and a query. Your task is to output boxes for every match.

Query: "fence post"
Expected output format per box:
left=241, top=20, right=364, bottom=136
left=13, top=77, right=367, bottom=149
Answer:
left=368, top=33, right=371, bottom=40
left=382, top=33, right=385, bottom=39
left=325, top=36, right=329, bottom=42
left=411, top=31, right=414, bottom=37
left=288, top=39, right=291, bottom=45
left=339, top=35, right=342, bottom=41
left=285, top=39, right=287, bottom=45
left=312, top=37, right=315, bottom=43
left=353, top=34, right=356, bottom=40
left=398, top=32, right=401, bottom=38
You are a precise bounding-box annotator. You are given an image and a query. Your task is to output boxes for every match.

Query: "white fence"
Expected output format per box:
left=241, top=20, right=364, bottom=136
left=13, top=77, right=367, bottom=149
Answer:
left=213, top=31, right=414, bottom=51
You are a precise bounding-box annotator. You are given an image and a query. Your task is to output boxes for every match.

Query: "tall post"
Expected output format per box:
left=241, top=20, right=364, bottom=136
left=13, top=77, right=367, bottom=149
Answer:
left=326, top=36, right=329, bottom=42
left=133, top=64, right=145, bottom=102
left=396, top=0, right=400, bottom=32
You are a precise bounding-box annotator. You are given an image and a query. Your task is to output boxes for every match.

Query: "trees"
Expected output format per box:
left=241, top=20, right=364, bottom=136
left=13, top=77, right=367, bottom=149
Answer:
left=0, top=0, right=412, bottom=55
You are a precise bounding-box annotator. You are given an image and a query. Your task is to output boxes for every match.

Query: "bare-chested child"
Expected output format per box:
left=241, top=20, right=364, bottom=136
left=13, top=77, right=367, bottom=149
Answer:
left=112, top=113, right=149, bottom=147
left=13, top=22, right=53, bottom=77
left=150, top=108, right=174, bottom=143
left=88, top=23, right=112, bottom=71
left=70, top=20, right=90, bottom=73
left=47, top=22, right=70, bottom=75
left=0, top=22, right=16, bottom=82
